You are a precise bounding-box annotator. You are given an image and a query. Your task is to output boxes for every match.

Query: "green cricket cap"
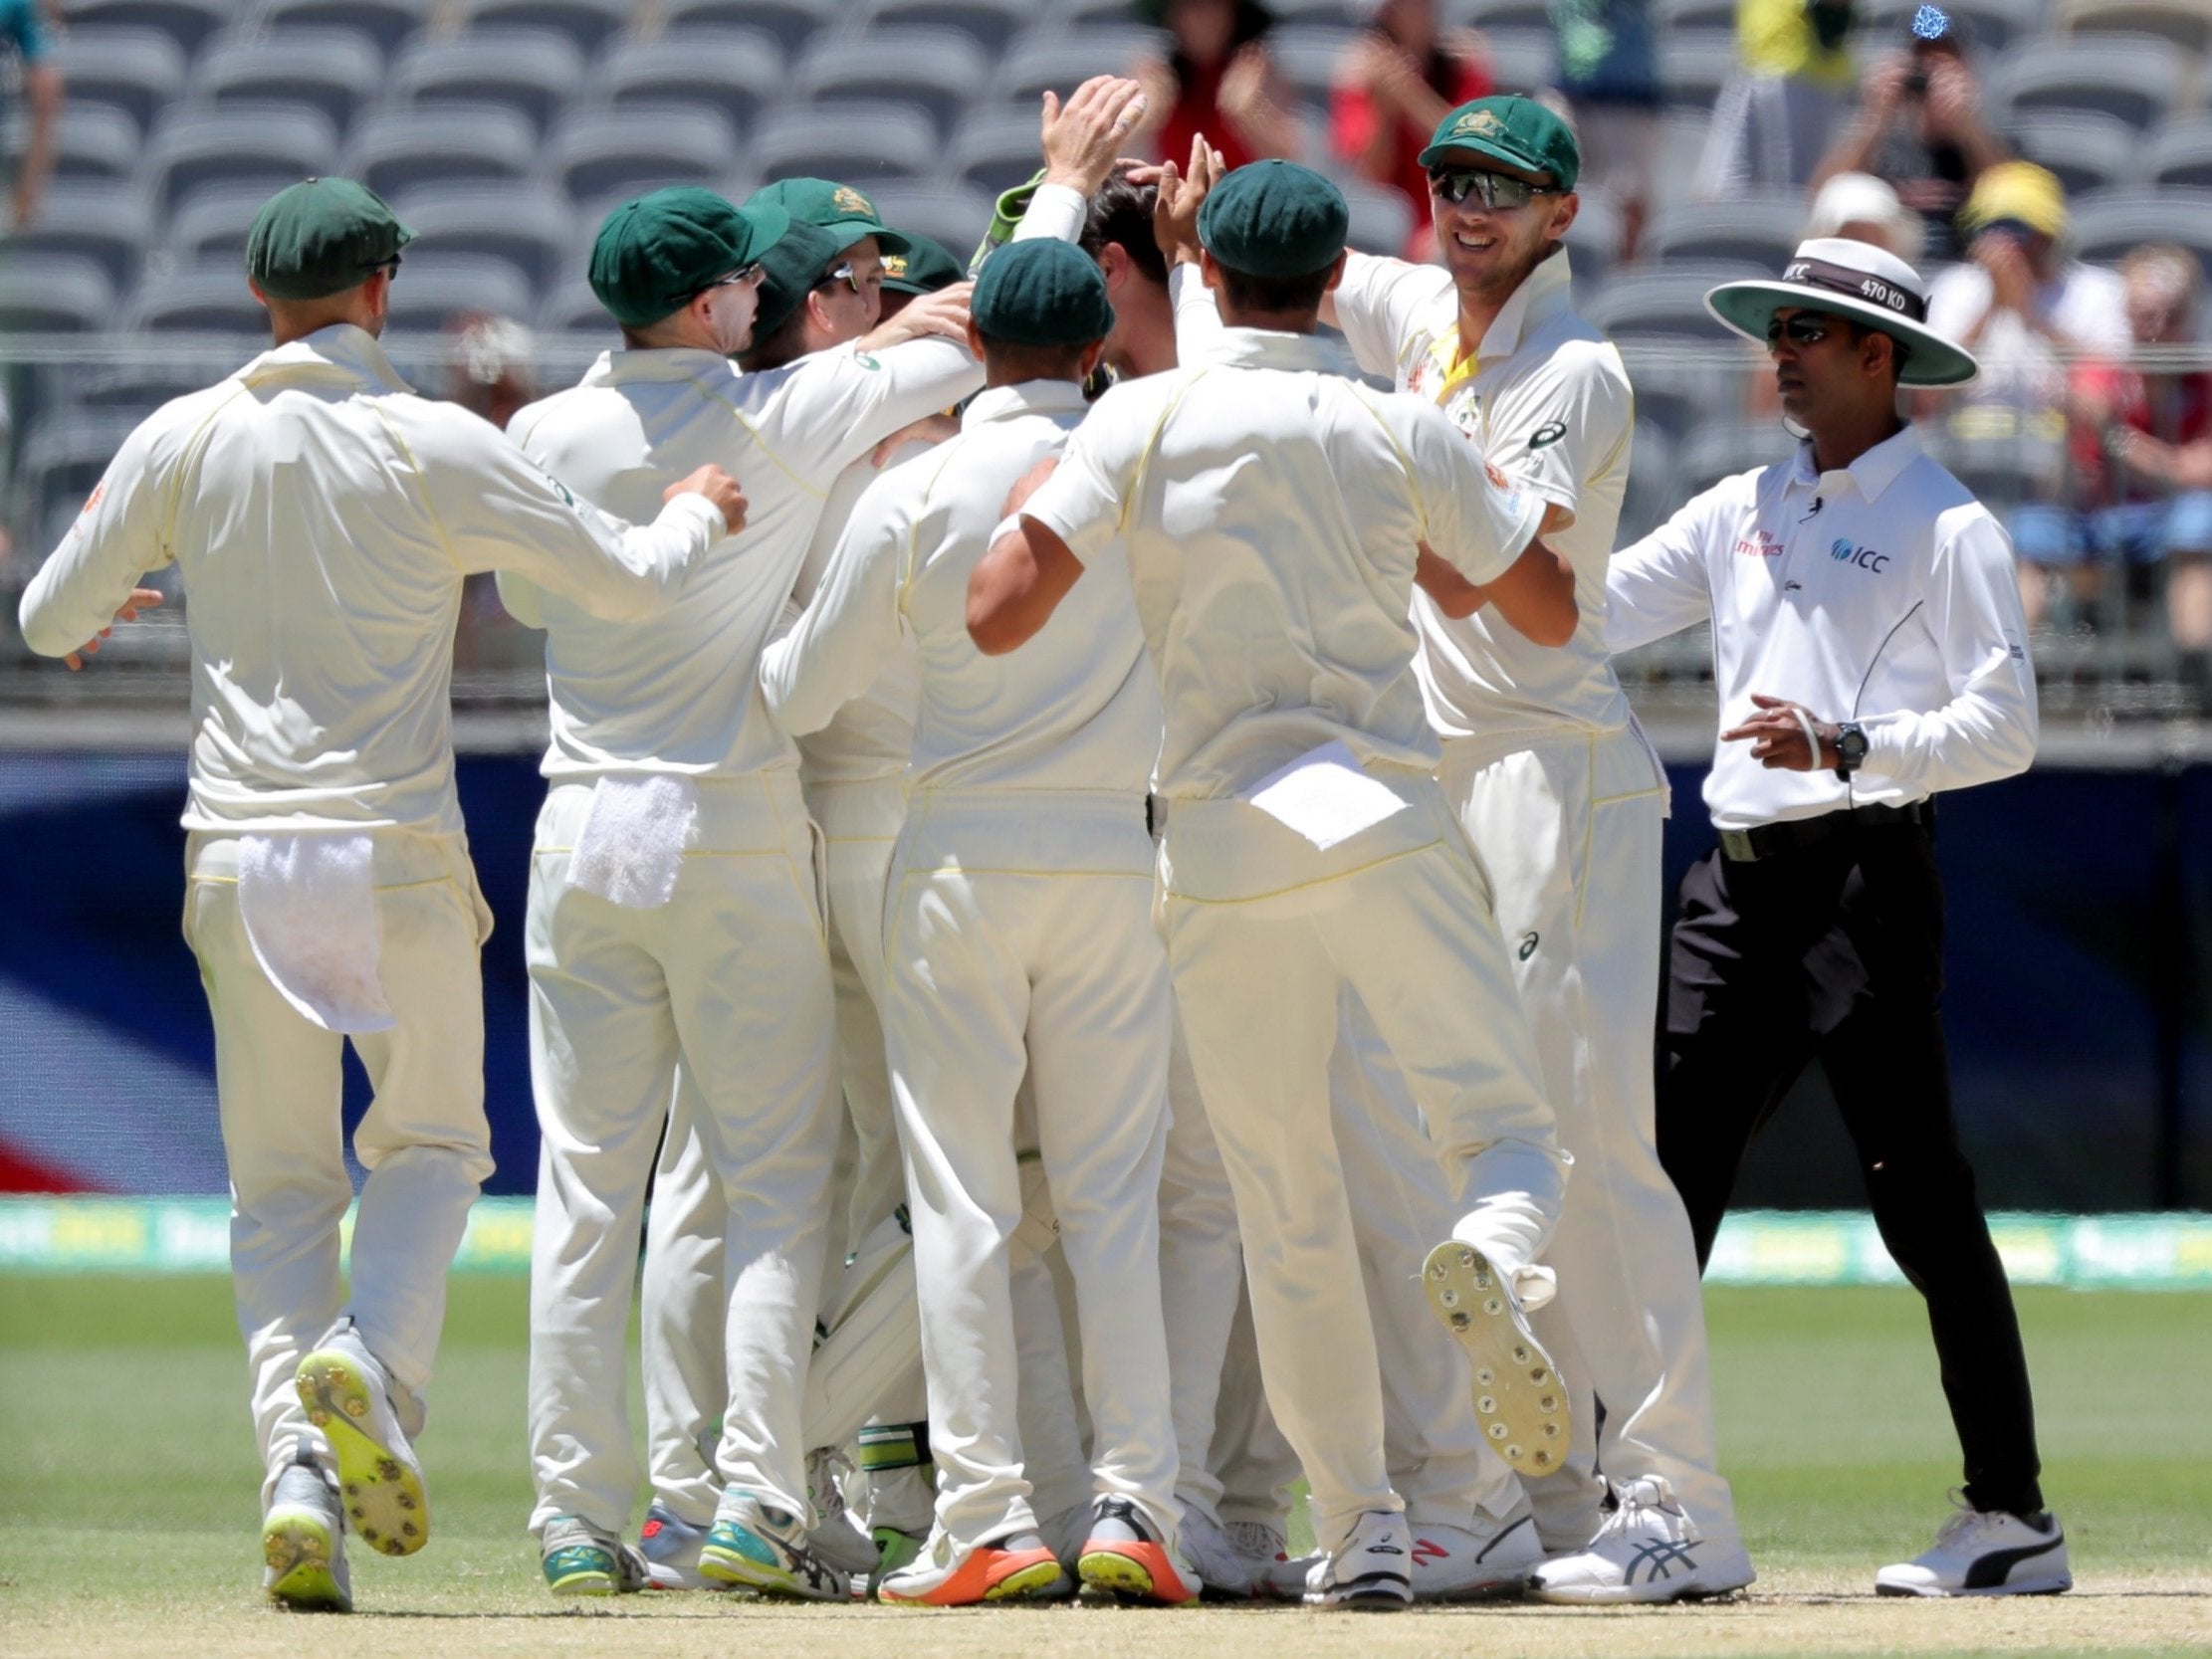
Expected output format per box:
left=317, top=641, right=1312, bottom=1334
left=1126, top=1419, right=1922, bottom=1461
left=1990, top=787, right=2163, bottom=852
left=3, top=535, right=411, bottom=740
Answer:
left=972, top=237, right=1113, bottom=347
left=1418, top=94, right=1580, bottom=190
left=881, top=233, right=965, bottom=297
left=1197, top=160, right=1348, bottom=281
left=246, top=176, right=414, bottom=301
left=747, top=177, right=913, bottom=256
left=748, top=218, right=848, bottom=341
left=588, top=186, right=791, bottom=328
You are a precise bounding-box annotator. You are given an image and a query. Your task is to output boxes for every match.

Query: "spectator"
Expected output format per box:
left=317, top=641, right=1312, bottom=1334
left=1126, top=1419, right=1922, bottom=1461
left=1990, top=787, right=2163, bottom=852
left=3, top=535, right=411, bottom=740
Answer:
left=1696, top=0, right=1857, bottom=197
left=1331, top=0, right=1492, bottom=261
left=1922, top=162, right=2128, bottom=629
left=1130, top=0, right=1300, bottom=173
left=1548, top=0, right=1659, bottom=264
left=2, top=0, right=59, bottom=230
left=2062, top=246, right=2212, bottom=696
left=1811, top=3, right=2007, bottom=266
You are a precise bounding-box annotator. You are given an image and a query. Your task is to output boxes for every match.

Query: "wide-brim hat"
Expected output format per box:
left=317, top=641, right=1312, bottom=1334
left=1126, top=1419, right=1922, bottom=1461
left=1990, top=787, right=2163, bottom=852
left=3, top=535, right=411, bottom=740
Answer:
left=1705, top=237, right=1977, bottom=388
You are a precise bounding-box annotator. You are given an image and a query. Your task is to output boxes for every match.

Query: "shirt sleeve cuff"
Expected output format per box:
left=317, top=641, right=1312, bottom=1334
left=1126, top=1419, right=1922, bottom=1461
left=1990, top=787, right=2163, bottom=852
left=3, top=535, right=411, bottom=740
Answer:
left=1013, top=182, right=1089, bottom=245
left=661, top=490, right=727, bottom=547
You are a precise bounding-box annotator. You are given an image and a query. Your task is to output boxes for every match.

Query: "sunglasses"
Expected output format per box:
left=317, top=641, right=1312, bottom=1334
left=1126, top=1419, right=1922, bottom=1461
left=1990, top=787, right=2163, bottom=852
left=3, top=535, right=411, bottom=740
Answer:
left=705, top=261, right=764, bottom=291
left=815, top=260, right=880, bottom=297
left=1765, top=313, right=1836, bottom=347
left=1427, top=168, right=1560, bottom=211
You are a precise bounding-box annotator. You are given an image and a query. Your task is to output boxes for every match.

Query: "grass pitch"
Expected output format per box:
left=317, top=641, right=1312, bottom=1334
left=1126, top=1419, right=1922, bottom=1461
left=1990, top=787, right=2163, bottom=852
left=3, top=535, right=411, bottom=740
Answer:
left=0, top=1275, right=2206, bottom=1659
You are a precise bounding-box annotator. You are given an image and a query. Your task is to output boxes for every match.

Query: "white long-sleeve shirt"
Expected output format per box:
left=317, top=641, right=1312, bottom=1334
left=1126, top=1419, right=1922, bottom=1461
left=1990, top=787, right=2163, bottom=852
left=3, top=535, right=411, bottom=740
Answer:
left=1019, top=326, right=1543, bottom=801
left=765, top=379, right=1160, bottom=795
left=17, top=323, right=723, bottom=835
left=502, top=336, right=983, bottom=780
left=1605, top=425, right=2039, bottom=831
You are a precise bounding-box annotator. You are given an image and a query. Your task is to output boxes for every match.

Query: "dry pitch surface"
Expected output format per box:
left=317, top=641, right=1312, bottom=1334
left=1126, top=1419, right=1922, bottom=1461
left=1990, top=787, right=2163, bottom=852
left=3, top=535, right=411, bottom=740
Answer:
left=2, top=1278, right=2207, bottom=1659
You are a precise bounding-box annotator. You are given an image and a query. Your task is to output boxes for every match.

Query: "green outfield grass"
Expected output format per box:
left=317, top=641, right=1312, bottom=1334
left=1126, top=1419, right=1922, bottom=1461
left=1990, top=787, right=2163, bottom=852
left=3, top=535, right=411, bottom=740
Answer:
left=1, top=1275, right=2206, bottom=1658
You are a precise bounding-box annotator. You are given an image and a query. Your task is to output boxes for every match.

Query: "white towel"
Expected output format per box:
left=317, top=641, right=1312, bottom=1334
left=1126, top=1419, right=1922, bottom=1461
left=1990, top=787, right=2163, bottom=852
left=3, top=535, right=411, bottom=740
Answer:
left=238, top=832, right=396, bottom=1034
left=1240, top=740, right=1412, bottom=851
left=566, top=774, right=699, bottom=910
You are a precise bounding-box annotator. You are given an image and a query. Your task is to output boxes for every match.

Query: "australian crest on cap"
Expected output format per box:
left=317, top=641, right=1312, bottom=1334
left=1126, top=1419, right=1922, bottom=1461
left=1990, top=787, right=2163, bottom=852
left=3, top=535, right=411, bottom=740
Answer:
left=1451, top=107, right=1505, bottom=138
left=883, top=253, right=909, bottom=277
left=833, top=185, right=873, bottom=215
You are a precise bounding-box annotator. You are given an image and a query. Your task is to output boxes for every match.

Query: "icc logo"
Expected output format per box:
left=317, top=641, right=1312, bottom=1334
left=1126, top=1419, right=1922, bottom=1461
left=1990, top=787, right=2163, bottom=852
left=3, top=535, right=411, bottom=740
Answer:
left=1830, top=538, right=1888, bottom=572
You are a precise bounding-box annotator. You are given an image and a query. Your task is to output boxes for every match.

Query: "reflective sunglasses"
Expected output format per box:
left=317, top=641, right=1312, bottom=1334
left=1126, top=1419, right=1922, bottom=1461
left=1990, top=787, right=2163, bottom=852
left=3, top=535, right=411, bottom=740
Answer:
left=704, top=260, right=764, bottom=291
left=1764, top=313, right=1836, bottom=347
left=816, top=260, right=878, bottom=297
left=1427, top=167, right=1560, bottom=211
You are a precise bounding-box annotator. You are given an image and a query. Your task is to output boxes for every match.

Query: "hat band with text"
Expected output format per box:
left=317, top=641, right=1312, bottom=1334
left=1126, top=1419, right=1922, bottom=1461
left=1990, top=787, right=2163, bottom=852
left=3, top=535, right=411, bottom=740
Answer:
left=1778, top=257, right=1927, bottom=324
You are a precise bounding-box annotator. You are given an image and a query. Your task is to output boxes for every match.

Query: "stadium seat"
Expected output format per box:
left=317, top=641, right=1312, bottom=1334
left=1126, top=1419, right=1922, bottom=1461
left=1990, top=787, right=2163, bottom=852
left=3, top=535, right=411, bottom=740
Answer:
left=792, top=30, right=996, bottom=136
left=1918, top=425, right=2051, bottom=514
left=392, top=31, right=587, bottom=131
left=1653, top=0, right=1738, bottom=30
left=997, top=30, right=1158, bottom=107
left=142, top=105, right=340, bottom=214
left=3, top=181, right=155, bottom=289
left=119, top=263, right=271, bottom=334
left=1648, top=196, right=1807, bottom=268
left=390, top=185, right=575, bottom=292
left=1659, top=107, right=1714, bottom=190
left=948, top=106, right=1053, bottom=194
left=2054, top=0, right=2212, bottom=56
left=1675, top=419, right=1797, bottom=499
left=167, top=180, right=296, bottom=265
left=2147, top=119, right=2212, bottom=191
left=1658, top=34, right=1736, bottom=107
left=750, top=103, right=942, bottom=188
left=0, top=254, right=115, bottom=334
left=16, top=414, right=149, bottom=546
left=347, top=104, right=542, bottom=200
left=1561, top=188, right=1620, bottom=291
left=456, top=0, right=634, bottom=54
left=43, top=28, right=188, bottom=132
left=549, top=106, right=738, bottom=201
left=380, top=252, right=539, bottom=334
left=190, top=29, right=386, bottom=130
left=1047, top=0, right=1164, bottom=27
left=863, top=183, right=996, bottom=258
left=537, top=277, right=618, bottom=334
left=4, top=104, right=142, bottom=184
left=659, top=0, right=847, bottom=57
left=63, top=0, right=231, bottom=56
left=2072, top=188, right=2212, bottom=279
left=1618, top=419, right=1678, bottom=544
left=70, top=358, right=217, bottom=413
left=1342, top=180, right=1414, bottom=257
left=1478, top=28, right=1558, bottom=94
left=1266, top=25, right=1356, bottom=111
left=1462, top=0, right=1558, bottom=30
left=259, top=0, right=440, bottom=56
left=1856, top=0, right=2050, bottom=55
left=854, top=0, right=1038, bottom=54
left=2011, top=110, right=2142, bottom=198
left=1989, top=35, right=2187, bottom=131
left=592, top=29, right=786, bottom=128
left=1582, top=263, right=1764, bottom=342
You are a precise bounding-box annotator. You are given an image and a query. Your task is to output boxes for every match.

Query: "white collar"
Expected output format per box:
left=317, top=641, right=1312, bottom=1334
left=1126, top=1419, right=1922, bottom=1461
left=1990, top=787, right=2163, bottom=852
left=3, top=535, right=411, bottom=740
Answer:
left=1784, top=424, right=1924, bottom=505
left=1470, top=248, right=1576, bottom=361
left=1191, top=326, right=1343, bottom=371
left=577, top=347, right=743, bottom=388
left=238, top=323, right=413, bottom=394
left=961, top=378, right=1091, bottom=429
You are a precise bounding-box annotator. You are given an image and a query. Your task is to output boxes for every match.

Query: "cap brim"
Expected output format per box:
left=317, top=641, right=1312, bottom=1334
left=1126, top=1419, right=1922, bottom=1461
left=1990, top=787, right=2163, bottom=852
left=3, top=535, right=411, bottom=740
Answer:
left=740, top=201, right=793, bottom=263
left=1415, top=133, right=1560, bottom=183
left=1705, top=279, right=1979, bottom=388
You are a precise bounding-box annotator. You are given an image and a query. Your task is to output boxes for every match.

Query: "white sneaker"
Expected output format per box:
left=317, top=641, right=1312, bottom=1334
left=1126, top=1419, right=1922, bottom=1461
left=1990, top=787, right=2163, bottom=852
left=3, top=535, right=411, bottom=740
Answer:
left=1225, top=1519, right=1311, bottom=1599
left=1409, top=1503, right=1542, bottom=1601
left=1876, top=1497, right=2071, bottom=1597
left=294, top=1323, right=429, bottom=1559
left=263, top=1454, right=351, bottom=1612
left=637, top=1502, right=710, bottom=1591
left=1528, top=1477, right=1755, bottom=1604
left=1421, top=1242, right=1570, bottom=1480
left=1177, top=1507, right=1252, bottom=1597
left=1304, top=1510, right=1414, bottom=1610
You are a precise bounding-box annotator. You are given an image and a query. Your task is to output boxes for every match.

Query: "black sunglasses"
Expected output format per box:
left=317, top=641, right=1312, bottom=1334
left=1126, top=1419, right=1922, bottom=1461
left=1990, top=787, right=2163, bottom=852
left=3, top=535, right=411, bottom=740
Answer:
left=1765, top=313, right=1837, bottom=347
left=1428, top=168, right=1561, bottom=211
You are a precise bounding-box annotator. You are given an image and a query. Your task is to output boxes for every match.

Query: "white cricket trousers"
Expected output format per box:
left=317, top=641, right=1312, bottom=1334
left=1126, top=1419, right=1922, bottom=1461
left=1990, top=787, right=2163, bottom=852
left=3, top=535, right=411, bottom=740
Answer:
left=184, top=829, right=494, bottom=1507
left=525, top=772, right=839, bottom=1535
left=1156, top=777, right=1565, bottom=1549
left=883, top=788, right=1179, bottom=1549
left=1443, top=726, right=1736, bottom=1547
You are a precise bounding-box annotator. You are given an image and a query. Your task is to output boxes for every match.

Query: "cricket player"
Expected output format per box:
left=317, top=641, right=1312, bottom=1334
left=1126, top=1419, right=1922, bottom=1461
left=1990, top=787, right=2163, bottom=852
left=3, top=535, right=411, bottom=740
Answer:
left=15, top=177, right=747, bottom=1614
left=768, top=236, right=1191, bottom=1608
left=1297, top=95, right=1754, bottom=1598
left=502, top=185, right=981, bottom=1601
left=970, top=160, right=1572, bottom=1610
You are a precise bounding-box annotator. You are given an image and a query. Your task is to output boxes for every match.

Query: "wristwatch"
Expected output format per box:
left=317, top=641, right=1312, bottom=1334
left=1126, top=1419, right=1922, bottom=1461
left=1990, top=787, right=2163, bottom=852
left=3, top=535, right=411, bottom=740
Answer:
left=1835, top=721, right=1870, bottom=777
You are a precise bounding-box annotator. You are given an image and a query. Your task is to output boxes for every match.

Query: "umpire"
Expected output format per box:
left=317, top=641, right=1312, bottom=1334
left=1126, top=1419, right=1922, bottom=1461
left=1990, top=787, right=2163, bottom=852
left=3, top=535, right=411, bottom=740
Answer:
left=1604, top=237, right=2069, bottom=1600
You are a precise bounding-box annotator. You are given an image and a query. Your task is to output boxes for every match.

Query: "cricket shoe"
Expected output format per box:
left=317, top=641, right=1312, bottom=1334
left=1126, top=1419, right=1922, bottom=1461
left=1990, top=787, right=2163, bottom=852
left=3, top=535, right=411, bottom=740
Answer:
left=1410, top=1502, right=1542, bottom=1601
left=1421, top=1242, right=1569, bottom=1480
left=1304, top=1509, right=1413, bottom=1610
left=1076, top=1496, right=1200, bottom=1604
left=805, top=1449, right=884, bottom=1578
left=540, top=1515, right=651, bottom=1596
left=877, top=1528, right=1071, bottom=1605
left=698, top=1490, right=851, bottom=1600
left=263, top=1453, right=351, bottom=1613
left=294, top=1323, right=428, bottom=1558
left=1226, top=1519, right=1311, bottom=1599
left=637, top=1503, right=710, bottom=1590
left=870, top=1524, right=926, bottom=1588
left=1177, top=1507, right=1254, bottom=1598
left=1528, top=1477, right=1755, bottom=1604
left=1875, top=1496, right=2070, bottom=1597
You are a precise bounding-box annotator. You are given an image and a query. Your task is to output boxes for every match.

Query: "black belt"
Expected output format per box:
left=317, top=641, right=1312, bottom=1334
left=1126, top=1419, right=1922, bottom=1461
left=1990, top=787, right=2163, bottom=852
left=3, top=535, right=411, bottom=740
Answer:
left=1718, top=799, right=1934, bottom=864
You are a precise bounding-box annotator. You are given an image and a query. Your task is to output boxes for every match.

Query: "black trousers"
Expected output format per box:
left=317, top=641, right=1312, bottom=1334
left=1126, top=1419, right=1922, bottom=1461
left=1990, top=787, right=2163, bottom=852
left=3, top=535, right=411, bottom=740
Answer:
left=1656, top=820, right=2045, bottom=1517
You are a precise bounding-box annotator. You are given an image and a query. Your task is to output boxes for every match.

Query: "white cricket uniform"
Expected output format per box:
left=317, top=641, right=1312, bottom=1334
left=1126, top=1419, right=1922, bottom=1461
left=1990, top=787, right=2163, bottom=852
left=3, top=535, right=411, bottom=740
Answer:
left=1327, top=247, right=1730, bottom=1546
left=1019, top=326, right=1565, bottom=1548
left=504, top=334, right=982, bottom=1535
left=766, top=377, right=1179, bottom=1548
left=16, top=323, right=722, bottom=1504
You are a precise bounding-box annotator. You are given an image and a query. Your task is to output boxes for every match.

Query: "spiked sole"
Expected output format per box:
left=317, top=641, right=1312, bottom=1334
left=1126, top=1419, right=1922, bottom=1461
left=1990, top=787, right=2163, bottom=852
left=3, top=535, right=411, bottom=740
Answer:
left=294, top=1350, right=428, bottom=1557
left=1422, top=1242, right=1570, bottom=1479
left=879, top=1549, right=1070, bottom=1606
left=1077, top=1543, right=1197, bottom=1605
left=264, top=1511, right=349, bottom=1612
